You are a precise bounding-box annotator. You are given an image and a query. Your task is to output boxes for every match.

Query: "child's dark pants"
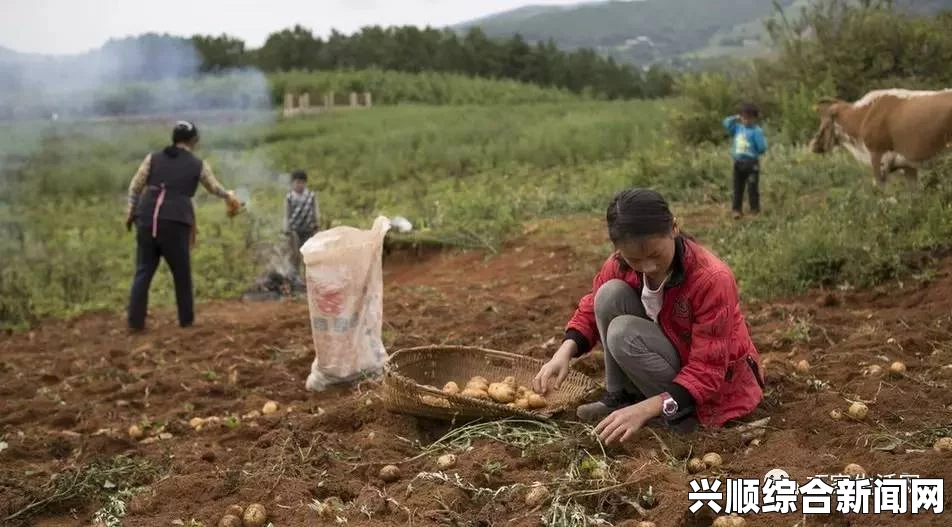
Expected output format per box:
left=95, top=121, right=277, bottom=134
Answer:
left=128, top=220, right=194, bottom=329
left=732, top=157, right=760, bottom=214
left=288, top=229, right=316, bottom=277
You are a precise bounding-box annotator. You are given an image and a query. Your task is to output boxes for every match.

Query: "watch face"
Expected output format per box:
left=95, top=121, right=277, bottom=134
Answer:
left=663, top=398, right=678, bottom=416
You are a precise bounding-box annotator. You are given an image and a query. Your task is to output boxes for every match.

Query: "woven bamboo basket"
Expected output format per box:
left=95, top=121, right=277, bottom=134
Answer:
left=382, top=345, right=600, bottom=422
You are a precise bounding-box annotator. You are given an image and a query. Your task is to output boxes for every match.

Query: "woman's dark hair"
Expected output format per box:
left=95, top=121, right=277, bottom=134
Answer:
left=606, top=188, right=674, bottom=244
left=291, top=169, right=308, bottom=182
left=164, top=121, right=199, bottom=157
left=172, top=120, right=199, bottom=144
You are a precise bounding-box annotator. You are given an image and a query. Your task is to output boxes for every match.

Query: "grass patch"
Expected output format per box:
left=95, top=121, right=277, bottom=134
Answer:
left=3, top=97, right=952, bottom=328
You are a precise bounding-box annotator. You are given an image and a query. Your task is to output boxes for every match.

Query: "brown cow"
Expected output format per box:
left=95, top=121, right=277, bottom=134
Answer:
left=808, top=88, right=952, bottom=187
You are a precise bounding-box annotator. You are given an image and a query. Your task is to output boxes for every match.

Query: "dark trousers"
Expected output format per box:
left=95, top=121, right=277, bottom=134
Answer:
left=288, top=228, right=315, bottom=277
left=732, top=157, right=761, bottom=213
left=128, top=220, right=193, bottom=329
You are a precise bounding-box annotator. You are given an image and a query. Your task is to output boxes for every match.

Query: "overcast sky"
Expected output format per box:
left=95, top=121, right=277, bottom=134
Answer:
left=1, top=0, right=587, bottom=55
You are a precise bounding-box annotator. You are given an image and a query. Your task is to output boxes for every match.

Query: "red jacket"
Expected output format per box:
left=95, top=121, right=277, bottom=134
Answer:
left=565, top=236, right=764, bottom=427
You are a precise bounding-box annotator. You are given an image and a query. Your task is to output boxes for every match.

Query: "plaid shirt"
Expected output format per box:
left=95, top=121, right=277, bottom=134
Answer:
left=285, top=189, right=319, bottom=232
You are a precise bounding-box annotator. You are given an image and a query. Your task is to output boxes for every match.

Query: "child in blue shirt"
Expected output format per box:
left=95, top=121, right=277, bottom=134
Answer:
left=723, top=103, right=768, bottom=219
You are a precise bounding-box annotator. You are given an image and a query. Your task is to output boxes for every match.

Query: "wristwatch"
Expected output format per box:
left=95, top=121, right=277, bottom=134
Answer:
left=659, top=392, right=678, bottom=419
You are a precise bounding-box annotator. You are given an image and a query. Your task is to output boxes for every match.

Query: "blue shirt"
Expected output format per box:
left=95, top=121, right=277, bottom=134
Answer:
left=723, top=116, right=767, bottom=160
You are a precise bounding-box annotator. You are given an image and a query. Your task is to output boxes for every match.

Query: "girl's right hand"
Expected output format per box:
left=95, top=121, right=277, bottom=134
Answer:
left=532, top=340, right=576, bottom=395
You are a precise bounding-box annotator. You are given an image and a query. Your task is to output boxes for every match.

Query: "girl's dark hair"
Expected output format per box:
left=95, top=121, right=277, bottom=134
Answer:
left=606, top=188, right=674, bottom=243
left=291, top=170, right=308, bottom=182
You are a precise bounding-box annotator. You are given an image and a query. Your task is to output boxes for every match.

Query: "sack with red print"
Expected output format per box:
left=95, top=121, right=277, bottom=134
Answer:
left=300, top=216, right=391, bottom=392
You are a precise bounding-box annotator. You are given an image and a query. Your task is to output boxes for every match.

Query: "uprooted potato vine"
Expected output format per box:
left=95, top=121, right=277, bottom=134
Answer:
left=4, top=454, right=168, bottom=526
left=404, top=419, right=656, bottom=527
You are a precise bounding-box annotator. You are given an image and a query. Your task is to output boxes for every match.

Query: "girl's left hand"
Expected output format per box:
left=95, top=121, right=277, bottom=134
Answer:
left=594, top=397, right=662, bottom=445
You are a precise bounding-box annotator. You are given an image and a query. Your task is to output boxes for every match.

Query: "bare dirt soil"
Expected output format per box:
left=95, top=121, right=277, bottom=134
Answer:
left=2, top=213, right=951, bottom=527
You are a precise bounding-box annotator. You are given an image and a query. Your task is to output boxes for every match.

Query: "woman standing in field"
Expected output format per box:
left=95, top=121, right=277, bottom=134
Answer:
left=125, top=121, right=242, bottom=331
left=532, top=188, right=764, bottom=443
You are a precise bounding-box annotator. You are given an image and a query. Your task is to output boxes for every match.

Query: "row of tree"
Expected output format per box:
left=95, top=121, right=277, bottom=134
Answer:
left=0, top=26, right=674, bottom=101
left=194, top=26, right=675, bottom=99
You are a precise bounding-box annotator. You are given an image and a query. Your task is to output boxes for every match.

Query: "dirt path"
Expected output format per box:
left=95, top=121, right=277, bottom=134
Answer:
left=2, top=214, right=951, bottom=526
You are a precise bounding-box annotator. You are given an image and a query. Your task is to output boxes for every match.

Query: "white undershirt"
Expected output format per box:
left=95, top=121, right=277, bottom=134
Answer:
left=641, top=272, right=670, bottom=322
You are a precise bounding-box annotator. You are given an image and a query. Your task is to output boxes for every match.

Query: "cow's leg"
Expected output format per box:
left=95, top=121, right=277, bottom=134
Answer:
left=869, top=151, right=886, bottom=189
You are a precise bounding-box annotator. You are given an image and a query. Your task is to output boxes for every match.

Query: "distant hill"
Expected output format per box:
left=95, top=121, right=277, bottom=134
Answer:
left=454, top=0, right=952, bottom=66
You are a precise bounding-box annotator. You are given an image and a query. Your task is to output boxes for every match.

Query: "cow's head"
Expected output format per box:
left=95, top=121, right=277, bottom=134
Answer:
left=808, top=97, right=844, bottom=155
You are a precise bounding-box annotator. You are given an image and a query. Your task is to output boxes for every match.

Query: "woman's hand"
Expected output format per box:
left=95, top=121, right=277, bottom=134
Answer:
left=225, top=191, right=243, bottom=217
left=532, top=340, right=575, bottom=395
left=594, top=396, right=663, bottom=445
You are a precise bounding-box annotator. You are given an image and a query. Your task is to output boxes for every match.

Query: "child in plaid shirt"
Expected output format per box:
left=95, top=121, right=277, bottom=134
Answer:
left=284, top=170, right=320, bottom=275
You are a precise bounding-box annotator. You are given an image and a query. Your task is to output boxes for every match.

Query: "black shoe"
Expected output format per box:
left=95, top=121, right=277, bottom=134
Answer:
left=576, top=390, right=644, bottom=423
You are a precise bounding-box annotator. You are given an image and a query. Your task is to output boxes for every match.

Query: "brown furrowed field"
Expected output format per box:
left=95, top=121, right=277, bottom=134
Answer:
left=2, top=211, right=950, bottom=527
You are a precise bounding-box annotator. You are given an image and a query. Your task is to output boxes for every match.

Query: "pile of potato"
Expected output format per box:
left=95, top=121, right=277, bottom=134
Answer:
left=442, top=375, right=548, bottom=410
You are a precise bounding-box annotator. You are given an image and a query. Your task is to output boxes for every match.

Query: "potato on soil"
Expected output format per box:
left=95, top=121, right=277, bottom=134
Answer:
left=261, top=401, right=279, bottom=415
left=488, top=382, right=516, bottom=403
left=829, top=409, right=842, bottom=420
left=702, top=452, right=723, bottom=469
left=795, top=360, right=810, bottom=374
left=864, top=364, right=883, bottom=376
left=225, top=505, right=243, bottom=518
left=843, top=463, right=865, bottom=477
left=889, top=361, right=907, bottom=375
left=379, top=464, right=401, bottom=482
left=128, top=424, right=144, bottom=439
left=442, top=381, right=460, bottom=395
left=218, top=515, right=242, bottom=527
left=242, top=503, right=268, bottom=527
left=713, top=514, right=746, bottom=527
left=933, top=437, right=952, bottom=452
left=686, top=458, right=705, bottom=474
left=437, top=454, right=457, bottom=469
left=525, top=484, right=550, bottom=507
left=847, top=402, right=868, bottom=419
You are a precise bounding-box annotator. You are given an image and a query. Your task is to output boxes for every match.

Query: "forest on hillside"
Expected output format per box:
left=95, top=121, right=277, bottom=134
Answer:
left=0, top=25, right=674, bottom=113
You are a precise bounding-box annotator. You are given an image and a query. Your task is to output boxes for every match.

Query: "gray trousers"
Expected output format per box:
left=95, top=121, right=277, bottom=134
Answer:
left=595, top=279, right=682, bottom=398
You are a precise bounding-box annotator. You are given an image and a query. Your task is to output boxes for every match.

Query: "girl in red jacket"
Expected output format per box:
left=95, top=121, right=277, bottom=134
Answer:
left=532, top=188, right=764, bottom=444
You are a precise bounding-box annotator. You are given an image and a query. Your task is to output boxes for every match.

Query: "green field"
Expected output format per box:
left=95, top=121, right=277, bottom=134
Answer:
left=3, top=83, right=952, bottom=330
